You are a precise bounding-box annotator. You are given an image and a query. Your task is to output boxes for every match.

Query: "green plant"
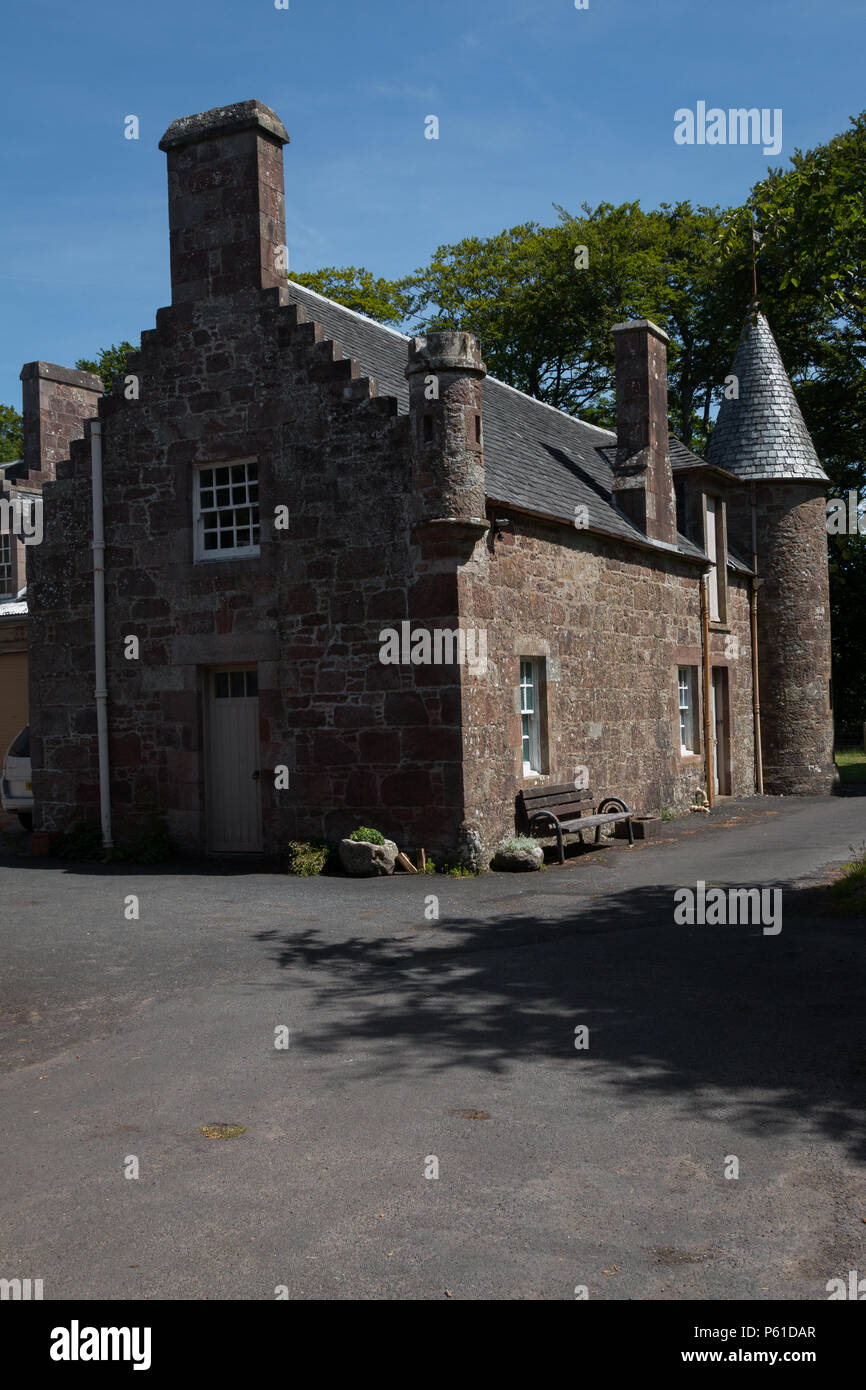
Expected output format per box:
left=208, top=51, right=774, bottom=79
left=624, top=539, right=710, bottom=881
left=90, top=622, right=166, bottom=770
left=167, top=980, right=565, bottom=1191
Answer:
left=53, top=821, right=112, bottom=861
left=52, top=816, right=174, bottom=864
left=424, top=859, right=436, bottom=874
left=437, top=860, right=480, bottom=878
left=497, top=835, right=542, bottom=853
left=287, top=840, right=331, bottom=876
left=661, top=807, right=676, bottom=821
left=829, top=843, right=866, bottom=915
left=348, top=826, right=385, bottom=845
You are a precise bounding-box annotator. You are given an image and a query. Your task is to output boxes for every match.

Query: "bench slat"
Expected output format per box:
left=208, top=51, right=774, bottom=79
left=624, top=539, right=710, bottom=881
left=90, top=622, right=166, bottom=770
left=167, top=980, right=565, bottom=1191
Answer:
left=530, top=811, right=629, bottom=827
left=520, top=783, right=592, bottom=802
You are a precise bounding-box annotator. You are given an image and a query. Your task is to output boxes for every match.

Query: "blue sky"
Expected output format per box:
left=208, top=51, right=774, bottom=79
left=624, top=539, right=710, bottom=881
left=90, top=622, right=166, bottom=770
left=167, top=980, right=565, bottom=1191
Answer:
left=1, top=0, right=863, bottom=408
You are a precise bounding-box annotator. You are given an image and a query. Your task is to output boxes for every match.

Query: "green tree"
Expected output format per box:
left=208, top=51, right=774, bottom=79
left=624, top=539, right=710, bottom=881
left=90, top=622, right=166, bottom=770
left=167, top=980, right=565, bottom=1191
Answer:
left=405, top=202, right=744, bottom=444
left=288, top=267, right=409, bottom=325
left=404, top=212, right=653, bottom=425
left=734, top=114, right=866, bottom=725
left=0, top=404, right=23, bottom=463
left=75, top=341, right=137, bottom=395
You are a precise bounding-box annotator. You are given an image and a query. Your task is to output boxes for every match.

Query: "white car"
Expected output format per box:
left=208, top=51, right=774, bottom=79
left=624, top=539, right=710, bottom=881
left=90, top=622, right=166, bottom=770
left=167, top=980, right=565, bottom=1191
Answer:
left=1, top=726, right=33, bottom=830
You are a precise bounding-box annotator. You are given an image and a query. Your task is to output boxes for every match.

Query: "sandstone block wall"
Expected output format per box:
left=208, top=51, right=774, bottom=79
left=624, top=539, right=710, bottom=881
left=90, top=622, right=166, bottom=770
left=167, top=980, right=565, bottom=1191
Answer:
left=457, top=517, right=756, bottom=852
left=28, top=288, right=474, bottom=856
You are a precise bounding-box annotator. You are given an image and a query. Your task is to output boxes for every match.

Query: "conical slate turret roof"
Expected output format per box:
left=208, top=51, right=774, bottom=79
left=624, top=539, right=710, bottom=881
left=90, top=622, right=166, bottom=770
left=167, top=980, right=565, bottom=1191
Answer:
left=708, top=311, right=828, bottom=482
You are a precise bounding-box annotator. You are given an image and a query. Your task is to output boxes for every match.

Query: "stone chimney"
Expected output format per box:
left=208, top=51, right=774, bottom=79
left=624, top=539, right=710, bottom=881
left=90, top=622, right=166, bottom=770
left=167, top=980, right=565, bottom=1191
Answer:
left=610, top=319, right=677, bottom=545
left=158, top=100, right=290, bottom=305
left=405, top=331, right=487, bottom=535
left=19, top=362, right=103, bottom=481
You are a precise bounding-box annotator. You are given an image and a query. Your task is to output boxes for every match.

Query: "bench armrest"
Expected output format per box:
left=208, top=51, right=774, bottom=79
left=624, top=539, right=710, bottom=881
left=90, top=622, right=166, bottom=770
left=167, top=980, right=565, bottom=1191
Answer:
left=596, top=796, right=630, bottom=816
left=528, top=809, right=563, bottom=830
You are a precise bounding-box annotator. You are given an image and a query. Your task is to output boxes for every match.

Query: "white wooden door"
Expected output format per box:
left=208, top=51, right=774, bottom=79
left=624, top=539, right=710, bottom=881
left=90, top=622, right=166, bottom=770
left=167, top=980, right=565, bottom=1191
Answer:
left=205, top=667, right=262, bottom=852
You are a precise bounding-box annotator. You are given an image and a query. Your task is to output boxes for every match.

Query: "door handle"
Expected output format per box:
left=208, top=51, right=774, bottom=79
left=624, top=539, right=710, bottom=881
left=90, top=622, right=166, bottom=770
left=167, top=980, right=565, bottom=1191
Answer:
left=252, top=770, right=261, bottom=781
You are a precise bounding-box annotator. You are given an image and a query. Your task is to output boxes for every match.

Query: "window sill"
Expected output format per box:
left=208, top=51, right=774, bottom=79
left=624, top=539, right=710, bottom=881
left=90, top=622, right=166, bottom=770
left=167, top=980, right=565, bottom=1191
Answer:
left=194, top=548, right=261, bottom=564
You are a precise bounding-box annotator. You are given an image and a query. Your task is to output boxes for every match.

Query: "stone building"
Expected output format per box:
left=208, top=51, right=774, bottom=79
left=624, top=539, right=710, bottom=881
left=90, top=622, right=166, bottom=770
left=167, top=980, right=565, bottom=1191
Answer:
left=1, top=364, right=102, bottom=822
left=25, top=100, right=836, bottom=861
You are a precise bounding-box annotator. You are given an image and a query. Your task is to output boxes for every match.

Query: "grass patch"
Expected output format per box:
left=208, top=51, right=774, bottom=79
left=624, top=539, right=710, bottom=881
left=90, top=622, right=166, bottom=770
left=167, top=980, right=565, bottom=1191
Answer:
left=437, top=861, right=482, bottom=877
left=835, top=749, right=866, bottom=783
left=829, top=844, right=866, bottom=915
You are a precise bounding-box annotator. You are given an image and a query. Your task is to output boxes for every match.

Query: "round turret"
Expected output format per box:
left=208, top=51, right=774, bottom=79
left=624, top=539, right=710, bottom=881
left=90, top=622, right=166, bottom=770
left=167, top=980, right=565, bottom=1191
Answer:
left=710, top=312, right=837, bottom=794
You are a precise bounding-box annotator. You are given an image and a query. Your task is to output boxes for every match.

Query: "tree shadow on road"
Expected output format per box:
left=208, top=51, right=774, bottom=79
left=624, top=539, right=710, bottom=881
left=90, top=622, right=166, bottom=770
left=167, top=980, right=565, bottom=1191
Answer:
left=254, top=879, right=866, bottom=1161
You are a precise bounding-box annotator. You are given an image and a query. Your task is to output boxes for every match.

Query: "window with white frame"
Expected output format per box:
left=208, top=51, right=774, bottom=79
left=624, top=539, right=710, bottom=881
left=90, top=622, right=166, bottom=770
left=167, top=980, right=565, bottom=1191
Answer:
left=705, top=494, right=727, bottom=622
left=678, top=666, right=699, bottom=755
left=0, top=528, right=15, bottom=598
left=194, top=460, right=260, bottom=560
left=520, top=658, right=545, bottom=774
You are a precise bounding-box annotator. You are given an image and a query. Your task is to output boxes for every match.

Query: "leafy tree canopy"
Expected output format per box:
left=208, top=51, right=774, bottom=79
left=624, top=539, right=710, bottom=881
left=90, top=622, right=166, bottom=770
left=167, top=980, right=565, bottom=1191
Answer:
left=0, top=403, right=23, bottom=464
left=288, top=267, right=409, bottom=325
left=75, top=342, right=138, bottom=395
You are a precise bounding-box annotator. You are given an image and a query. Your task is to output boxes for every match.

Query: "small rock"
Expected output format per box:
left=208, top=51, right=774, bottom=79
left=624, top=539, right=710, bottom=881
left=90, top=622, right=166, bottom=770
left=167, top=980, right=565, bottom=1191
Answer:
left=339, top=837, right=398, bottom=876
left=492, top=844, right=544, bottom=872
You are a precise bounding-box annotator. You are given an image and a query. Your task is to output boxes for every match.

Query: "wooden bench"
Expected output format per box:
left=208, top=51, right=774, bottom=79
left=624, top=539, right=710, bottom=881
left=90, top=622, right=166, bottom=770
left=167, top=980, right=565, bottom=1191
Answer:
left=517, top=783, right=634, bottom=863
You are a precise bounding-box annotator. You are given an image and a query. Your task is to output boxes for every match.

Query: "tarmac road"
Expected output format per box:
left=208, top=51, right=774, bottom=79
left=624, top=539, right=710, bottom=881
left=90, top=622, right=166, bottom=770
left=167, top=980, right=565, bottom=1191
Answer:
left=1, top=793, right=864, bottom=1300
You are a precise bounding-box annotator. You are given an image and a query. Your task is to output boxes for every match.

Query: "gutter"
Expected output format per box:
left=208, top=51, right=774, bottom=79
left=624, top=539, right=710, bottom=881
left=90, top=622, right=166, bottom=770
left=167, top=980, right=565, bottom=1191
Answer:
left=700, top=572, right=714, bottom=808
left=485, top=496, right=713, bottom=568
left=91, top=420, right=113, bottom=848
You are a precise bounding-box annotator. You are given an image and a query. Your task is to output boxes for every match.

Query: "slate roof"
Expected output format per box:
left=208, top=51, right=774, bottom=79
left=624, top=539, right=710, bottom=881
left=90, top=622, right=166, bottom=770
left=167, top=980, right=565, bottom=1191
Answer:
left=597, top=436, right=717, bottom=476
left=285, top=282, right=724, bottom=569
left=707, top=311, right=828, bottom=483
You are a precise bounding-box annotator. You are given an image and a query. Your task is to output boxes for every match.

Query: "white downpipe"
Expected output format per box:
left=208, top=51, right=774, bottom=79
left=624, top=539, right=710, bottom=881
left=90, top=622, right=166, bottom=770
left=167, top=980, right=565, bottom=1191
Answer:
left=91, top=420, right=113, bottom=847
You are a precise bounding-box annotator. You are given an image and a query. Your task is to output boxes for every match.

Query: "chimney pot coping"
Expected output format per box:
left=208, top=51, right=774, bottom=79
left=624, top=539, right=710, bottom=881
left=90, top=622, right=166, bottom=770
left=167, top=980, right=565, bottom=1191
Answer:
left=159, top=100, right=290, bottom=152
left=611, top=318, right=670, bottom=345
left=19, top=361, right=104, bottom=392
left=406, top=331, right=486, bottom=377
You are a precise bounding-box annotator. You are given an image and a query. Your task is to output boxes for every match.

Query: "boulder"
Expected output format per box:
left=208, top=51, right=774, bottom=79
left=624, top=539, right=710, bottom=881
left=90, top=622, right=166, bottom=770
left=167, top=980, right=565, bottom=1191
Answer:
left=492, top=842, right=544, bottom=872
left=339, top=836, right=398, bottom=876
